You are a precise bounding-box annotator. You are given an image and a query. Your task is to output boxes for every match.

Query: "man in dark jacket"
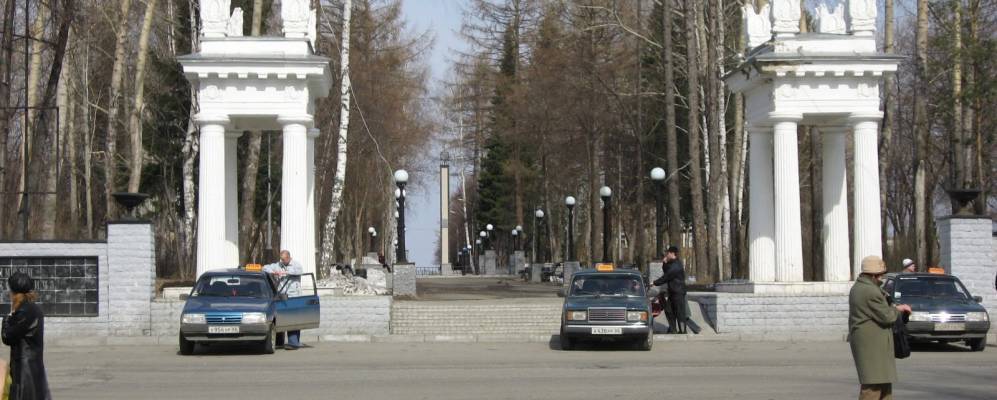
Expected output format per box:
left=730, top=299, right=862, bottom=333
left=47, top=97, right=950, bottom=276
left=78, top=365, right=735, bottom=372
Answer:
left=2, top=272, right=51, bottom=400
left=653, top=246, right=690, bottom=334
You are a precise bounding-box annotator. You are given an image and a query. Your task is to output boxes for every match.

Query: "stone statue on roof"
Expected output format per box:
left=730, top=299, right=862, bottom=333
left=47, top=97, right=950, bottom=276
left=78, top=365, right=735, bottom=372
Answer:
left=743, top=3, right=772, bottom=49
left=816, top=2, right=846, bottom=35
left=847, top=0, right=877, bottom=35
left=771, top=0, right=802, bottom=37
left=227, top=7, right=244, bottom=37
left=200, top=0, right=231, bottom=38
left=282, top=0, right=311, bottom=38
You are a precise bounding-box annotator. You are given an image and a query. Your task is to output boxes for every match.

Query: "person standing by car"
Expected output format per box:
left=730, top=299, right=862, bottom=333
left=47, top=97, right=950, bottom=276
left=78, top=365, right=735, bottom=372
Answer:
left=849, top=255, right=912, bottom=400
left=265, top=250, right=304, bottom=350
left=653, top=246, right=691, bottom=334
left=2, top=272, right=51, bottom=400
left=900, top=259, right=916, bottom=274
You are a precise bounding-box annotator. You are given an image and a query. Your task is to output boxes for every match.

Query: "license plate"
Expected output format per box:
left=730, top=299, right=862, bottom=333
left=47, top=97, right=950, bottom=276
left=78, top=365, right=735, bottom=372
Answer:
left=934, top=323, right=964, bottom=331
left=591, top=327, right=622, bottom=335
left=208, top=326, right=239, bottom=334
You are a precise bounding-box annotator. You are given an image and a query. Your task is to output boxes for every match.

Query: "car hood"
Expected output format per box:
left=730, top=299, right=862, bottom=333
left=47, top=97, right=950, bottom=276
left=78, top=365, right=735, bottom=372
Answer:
left=902, top=297, right=987, bottom=314
left=182, top=296, right=271, bottom=314
left=564, top=296, right=649, bottom=310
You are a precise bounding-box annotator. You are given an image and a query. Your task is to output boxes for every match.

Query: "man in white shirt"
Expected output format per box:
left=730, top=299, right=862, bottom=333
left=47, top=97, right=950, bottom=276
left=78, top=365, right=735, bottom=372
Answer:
left=264, top=250, right=304, bottom=349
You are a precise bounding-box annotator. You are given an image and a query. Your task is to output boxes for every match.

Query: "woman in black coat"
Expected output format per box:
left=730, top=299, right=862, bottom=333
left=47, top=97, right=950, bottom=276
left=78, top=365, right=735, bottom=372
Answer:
left=2, top=272, right=51, bottom=400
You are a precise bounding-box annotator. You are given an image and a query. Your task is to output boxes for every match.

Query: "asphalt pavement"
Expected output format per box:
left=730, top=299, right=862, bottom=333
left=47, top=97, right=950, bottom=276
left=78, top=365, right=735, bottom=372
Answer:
left=46, top=340, right=995, bottom=399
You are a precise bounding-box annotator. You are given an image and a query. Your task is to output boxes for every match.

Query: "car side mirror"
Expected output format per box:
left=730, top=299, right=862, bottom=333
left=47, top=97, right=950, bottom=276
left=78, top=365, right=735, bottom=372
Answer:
left=557, top=288, right=566, bottom=298
left=973, top=295, right=983, bottom=303
left=179, top=293, right=189, bottom=300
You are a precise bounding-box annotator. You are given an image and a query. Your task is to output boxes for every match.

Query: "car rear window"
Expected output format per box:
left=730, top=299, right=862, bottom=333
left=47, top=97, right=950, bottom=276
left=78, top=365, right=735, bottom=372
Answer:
left=570, top=275, right=645, bottom=297
left=192, top=275, right=272, bottom=299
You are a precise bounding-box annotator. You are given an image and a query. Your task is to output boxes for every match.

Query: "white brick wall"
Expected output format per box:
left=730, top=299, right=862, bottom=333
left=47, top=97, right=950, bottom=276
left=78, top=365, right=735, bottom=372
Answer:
left=0, top=222, right=156, bottom=338
left=938, top=217, right=997, bottom=319
left=690, top=293, right=849, bottom=335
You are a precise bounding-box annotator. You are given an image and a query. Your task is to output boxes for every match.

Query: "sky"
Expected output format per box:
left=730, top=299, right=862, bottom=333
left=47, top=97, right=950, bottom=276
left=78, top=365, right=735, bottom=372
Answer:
left=398, top=0, right=466, bottom=268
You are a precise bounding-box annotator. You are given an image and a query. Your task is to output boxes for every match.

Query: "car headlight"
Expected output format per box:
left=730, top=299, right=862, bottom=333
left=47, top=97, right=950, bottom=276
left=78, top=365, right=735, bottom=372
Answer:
left=181, top=313, right=205, bottom=324
left=627, top=311, right=648, bottom=322
left=242, top=312, right=268, bottom=324
left=966, top=312, right=989, bottom=322
left=566, top=311, right=587, bottom=321
left=909, top=312, right=931, bottom=322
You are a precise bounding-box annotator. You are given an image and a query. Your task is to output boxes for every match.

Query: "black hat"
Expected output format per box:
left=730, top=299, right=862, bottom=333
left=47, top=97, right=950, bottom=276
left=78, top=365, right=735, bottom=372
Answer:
left=666, top=245, right=680, bottom=255
left=7, top=272, right=34, bottom=294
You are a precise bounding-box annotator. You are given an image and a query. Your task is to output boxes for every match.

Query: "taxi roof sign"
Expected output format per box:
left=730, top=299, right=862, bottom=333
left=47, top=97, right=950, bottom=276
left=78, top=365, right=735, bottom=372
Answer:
left=244, top=263, right=263, bottom=272
left=927, top=267, right=945, bottom=275
left=595, top=263, right=614, bottom=272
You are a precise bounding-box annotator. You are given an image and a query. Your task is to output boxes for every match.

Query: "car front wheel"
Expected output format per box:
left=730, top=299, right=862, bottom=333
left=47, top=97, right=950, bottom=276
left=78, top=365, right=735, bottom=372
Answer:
left=261, top=324, right=276, bottom=354
left=636, top=331, right=653, bottom=351
left=966, top=337, right=986, bottom=352
left=179, top=334, right=195, bottom=355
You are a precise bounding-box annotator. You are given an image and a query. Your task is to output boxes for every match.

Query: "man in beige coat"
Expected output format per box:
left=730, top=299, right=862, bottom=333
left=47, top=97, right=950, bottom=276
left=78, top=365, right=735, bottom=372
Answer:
left=849, top=255, right=912, bottom=399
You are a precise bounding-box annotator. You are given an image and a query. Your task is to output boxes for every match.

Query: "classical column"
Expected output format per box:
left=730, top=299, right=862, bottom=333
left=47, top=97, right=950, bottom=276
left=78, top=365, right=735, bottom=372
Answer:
left=224, top=131, right=242, bottom=267
left=771, top=113, right=804, bottom=282
left=747, top=123, right=775, bottom=282
left=821, top=126, right=851, bottom=281
left=851, top=113, right=884, bottom=276
left=278, top=115, right=314, bottom=275
left=195, top=114, right=230, bottom=278
left=305, top=128, right=319, bottom=274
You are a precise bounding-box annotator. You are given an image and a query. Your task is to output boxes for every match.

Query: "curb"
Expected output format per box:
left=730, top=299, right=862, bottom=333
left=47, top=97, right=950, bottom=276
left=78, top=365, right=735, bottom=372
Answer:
left=47, top=332, right=997, bottom=347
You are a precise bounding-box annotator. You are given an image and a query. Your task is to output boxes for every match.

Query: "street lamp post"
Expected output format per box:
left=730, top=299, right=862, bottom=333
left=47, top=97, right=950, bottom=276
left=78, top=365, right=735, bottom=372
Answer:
left=486, top=223, right=494, bottom=251
left=394, top=169, right=409, bottom=263
left=474, top=239, right=482, bottom=274
left=565, top=196, right=576, bottom=261
left=650, top=167, right=666, bottom=259
left=515, top=225, right=523, bottom=251
left=534, top=209, right=545, bottom=263
left=368, top=226, right=376, bottom=253
left=511, top=228, right=519, bottom=251
left=600, top=186, right=612, bottom=263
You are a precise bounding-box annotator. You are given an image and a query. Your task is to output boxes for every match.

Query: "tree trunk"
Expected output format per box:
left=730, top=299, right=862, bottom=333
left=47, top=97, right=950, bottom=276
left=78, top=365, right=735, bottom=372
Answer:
left=0, top=0, right=17, bottom=233
left=252, top=0, right=264, bottom=35
left=880, top=0, right=895, bottom=259
left=663, top=0, right=682, bottom=251
left=950, top=0, right=964, bottom=190
left=126, top=0, right=158, bottom=193
left=180, top=0, right=201, bottom=278
left=685, top=0, right=708, bottom=281
left=104, top=0, right=133, bottom=220
left=238, top=0, right=268, bottom=260
left=320, top=0, right=352, bottom=267
left=26, top=0, right=73, bottom=240
left=913, top=0, right=929, bottom=271
left=14, top=3, right=48, bottom=238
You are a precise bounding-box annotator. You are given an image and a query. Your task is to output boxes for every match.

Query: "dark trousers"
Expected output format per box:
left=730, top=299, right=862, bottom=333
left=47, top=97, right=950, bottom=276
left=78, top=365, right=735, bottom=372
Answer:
left=669, top=292, right=687, bottom=333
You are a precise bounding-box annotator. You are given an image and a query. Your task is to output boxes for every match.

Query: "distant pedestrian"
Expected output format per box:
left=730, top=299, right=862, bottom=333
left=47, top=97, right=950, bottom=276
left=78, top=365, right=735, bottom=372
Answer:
left=2, top=272, right=51, bottom=400
left=848, top=255, right=912, bottom=400
left=900, top=259, right=916, bottom=274
left=265, top=250, right=304, bottom=350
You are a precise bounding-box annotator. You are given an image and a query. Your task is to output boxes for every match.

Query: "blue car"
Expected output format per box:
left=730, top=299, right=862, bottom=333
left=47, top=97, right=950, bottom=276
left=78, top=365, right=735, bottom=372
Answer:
left=179, top=268, right=320, bottom=355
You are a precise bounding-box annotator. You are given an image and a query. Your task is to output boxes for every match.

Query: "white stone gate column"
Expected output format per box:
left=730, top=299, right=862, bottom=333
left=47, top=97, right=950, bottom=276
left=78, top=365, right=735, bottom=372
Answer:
left=851, top=113, right=884, bottom=275
left=225, top=131, right=242, bottom=267
left=747, top=123, right=775, bottom=282
left=278, top=115, right=314, bottom=275
left=196, top=114, right=230, bottom=278
left=305, top=128, right=320, bottom=274
left=771, top=113, right=804, bottom=282
left=821, top=126, right=851, bottom=281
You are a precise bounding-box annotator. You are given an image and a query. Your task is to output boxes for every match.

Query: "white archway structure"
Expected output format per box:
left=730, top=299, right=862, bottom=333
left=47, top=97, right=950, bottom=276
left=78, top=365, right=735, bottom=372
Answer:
left=725, top=0, right=900, bottom=287
left=180, top=0, right=332, bottom=278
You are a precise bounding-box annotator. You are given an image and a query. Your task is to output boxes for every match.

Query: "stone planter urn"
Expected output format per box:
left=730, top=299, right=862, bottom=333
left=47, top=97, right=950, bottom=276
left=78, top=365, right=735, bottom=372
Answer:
left=945, top=188, right=981, bottom=216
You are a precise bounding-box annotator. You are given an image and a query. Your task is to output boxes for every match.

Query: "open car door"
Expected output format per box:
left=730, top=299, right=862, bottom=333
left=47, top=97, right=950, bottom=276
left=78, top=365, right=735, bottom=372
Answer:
left=275, top=273, right=321, bottom=332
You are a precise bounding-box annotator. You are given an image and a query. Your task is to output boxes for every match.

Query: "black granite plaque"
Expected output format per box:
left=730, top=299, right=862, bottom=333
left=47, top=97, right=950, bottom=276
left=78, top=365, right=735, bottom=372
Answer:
left=0, top=257, right=99, bottom=317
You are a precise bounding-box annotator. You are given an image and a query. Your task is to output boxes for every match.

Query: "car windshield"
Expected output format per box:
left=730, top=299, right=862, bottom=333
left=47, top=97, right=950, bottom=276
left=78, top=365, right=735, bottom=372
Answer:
left=895, top=276, right=971, bottom=301
left=192, top=275, right=272, bottom=299
left=570, top=275, right=644, bottom=297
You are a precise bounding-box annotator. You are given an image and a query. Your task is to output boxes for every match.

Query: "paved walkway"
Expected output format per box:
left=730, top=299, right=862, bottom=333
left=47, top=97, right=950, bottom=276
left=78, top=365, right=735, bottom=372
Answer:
left=47, top=341, right=996, bottom=399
